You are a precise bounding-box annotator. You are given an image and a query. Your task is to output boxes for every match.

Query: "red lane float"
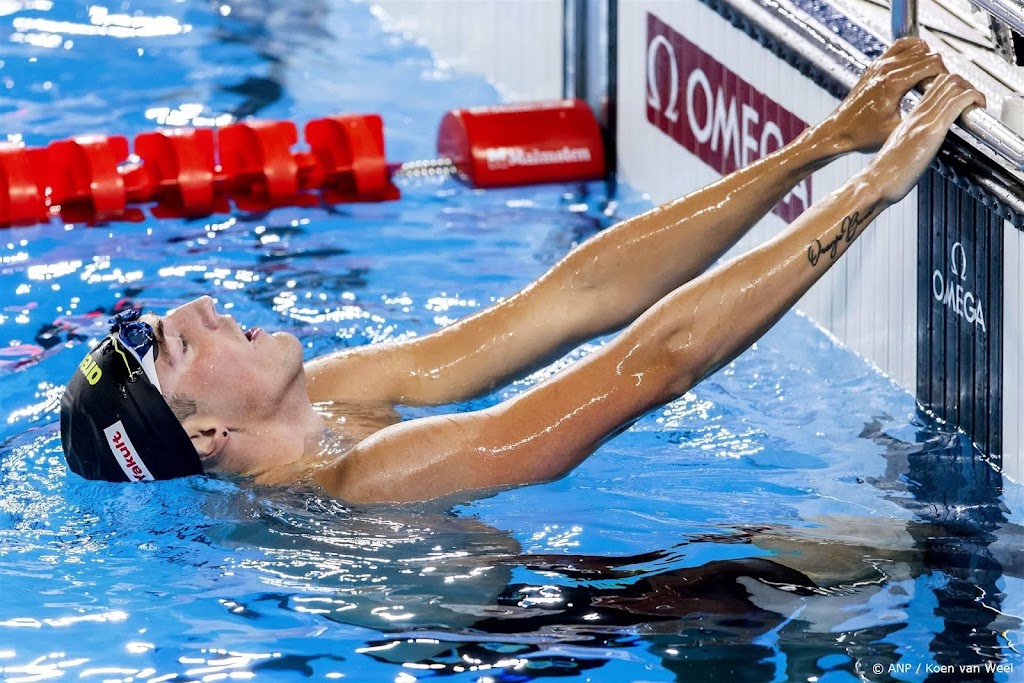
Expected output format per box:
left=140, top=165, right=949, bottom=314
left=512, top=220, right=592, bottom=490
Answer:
left=47, top=135, right=133, bottom=216
left=132, top=128, right=217, bottom=211
left=0, top=144, right=48, bottom=225
left=437, top=99, right=605, bottom=188
left=0, top=99, right=606, bottom=227
left=306, top=114, right=399, bottom=203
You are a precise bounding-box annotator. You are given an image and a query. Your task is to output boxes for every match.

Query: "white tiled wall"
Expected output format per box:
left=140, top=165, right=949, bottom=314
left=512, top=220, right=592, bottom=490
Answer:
left=1005, top=221, right=1023, bottom=484
left=618, top=0, right=919, bottom=389
left=370, top=0, right=564, bottom=102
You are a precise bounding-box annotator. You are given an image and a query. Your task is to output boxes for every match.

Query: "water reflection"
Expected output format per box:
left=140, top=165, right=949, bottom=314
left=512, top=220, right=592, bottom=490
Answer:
left=207, top=481, right=1020, bottom=682
left=862, top=415, right=1021, bottom=681
left=0, top=2, right=1019, bottom=681
left=209, top=0, right=335, bottom=119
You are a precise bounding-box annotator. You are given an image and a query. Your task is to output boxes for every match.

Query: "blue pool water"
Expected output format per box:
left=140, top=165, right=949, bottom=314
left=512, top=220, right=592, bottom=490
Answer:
left=1, top=2, right=1021, bottom=681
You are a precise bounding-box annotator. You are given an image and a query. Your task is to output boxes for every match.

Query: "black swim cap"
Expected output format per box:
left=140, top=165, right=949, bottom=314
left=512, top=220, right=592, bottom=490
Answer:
left=60, top=310, right=202, bottom=482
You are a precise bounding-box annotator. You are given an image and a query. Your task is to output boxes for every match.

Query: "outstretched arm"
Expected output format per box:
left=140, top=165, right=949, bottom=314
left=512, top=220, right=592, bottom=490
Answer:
left=316, top=73, right=984, bottom=503
left=306, top=39, right=945, bottom=407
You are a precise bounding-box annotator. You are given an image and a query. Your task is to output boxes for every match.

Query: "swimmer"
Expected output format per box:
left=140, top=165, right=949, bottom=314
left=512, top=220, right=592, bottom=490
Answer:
left=60, top=38, right=986, bottom=503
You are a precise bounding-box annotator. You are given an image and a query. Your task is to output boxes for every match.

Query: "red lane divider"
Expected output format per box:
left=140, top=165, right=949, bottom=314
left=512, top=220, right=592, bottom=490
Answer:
left=0, top=99, right=605, bottom=227
left=307, top=115, right=399, bottom=204
left=132, top=128, right=217, bottom=211
left=0, top=144, right=48, bottom=225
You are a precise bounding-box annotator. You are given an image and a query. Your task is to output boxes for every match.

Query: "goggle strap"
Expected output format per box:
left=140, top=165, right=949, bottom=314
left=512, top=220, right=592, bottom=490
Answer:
left=110, top=336, right=163, bottom=394
left=139, top=348, right=162, bottom=394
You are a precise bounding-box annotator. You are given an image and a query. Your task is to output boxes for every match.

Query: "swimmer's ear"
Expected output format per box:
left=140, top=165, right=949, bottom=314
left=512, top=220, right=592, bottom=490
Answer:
left=181, top=416, right=229, bottom=459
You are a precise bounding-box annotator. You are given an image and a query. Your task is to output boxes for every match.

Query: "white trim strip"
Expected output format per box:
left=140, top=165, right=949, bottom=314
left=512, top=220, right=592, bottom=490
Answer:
left=103, top=421, right=155, bottom=482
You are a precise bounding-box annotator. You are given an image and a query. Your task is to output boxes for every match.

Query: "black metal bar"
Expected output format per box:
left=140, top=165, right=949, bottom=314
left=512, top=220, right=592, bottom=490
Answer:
left=918, top=167, right=1004, bottom=459
left=604, top=0, right=618, bottom=186
left=988, top=208, right=1004, bottom=456
left=918, top=172, right=933, bottom=412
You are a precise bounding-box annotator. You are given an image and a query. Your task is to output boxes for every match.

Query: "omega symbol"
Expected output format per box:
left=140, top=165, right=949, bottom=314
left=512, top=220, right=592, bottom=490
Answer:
left=950, top=241, right=967, bottom=281
left=647, top=34, right=680, bottom=123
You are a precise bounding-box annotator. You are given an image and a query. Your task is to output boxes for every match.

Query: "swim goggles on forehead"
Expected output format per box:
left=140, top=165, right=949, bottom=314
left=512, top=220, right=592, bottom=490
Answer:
left=109, top=308, right=163, bottom=392
left=111, top=308, right=157, bottom=358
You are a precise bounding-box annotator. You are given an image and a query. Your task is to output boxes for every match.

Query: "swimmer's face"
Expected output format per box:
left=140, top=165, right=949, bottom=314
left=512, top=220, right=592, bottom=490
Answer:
left=142, top=296, right=307, bottom=472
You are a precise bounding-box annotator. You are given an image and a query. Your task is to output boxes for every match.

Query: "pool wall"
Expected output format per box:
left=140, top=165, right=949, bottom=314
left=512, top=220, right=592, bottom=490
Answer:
left=371, top=0, right=1023, bottom=484
left=372, top=0, right=563, bottom=102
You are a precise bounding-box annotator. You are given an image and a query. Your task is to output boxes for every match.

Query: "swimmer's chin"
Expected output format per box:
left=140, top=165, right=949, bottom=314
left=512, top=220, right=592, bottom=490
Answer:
left=196, top=461, right=274, bottom=487
left=194, top=457, right=237, bottom=481
left=199, top=430, right=343, bottom=488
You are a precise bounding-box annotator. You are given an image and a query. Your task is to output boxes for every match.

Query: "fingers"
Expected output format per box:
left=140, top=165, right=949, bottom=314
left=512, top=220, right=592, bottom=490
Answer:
left=888, top=42, right=943, bottom=76
left=885, top=37, right=926, bottom=56
left=869, top=72, right=986, bottom=204
left=886, top=52, right=947, bottom=93
left=876, top=37, right=933, bottom=67
left=924, top=73, right=985, bottom=111
left=913, top=74, right=986, bottom=129
left=867, top=40, right=947, bottom=96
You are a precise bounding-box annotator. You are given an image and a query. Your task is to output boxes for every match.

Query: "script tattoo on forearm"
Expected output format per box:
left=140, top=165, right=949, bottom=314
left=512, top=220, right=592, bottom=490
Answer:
left=806, top=209, right=874, bottom=267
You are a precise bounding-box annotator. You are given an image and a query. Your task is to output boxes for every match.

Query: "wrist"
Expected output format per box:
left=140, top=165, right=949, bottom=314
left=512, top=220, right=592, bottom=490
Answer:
left=850, top=164, right=896, bottom=213
left=798, top=115, right=854, bottom=163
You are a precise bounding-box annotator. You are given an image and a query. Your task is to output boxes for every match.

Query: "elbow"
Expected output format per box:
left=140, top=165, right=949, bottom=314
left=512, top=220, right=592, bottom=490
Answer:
left=641, top=307, right=705, bottom=398
left=663, top=322, right=742, bottom=391
left=658, top=278, right=756, bottom=390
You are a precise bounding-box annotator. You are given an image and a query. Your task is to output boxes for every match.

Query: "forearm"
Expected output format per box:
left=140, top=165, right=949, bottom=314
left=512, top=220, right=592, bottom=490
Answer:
left=497, top=171, right=888, bottom=484
left=559, top=34, right=952, bottom=337
left=643, top=168, right=889, bottom=395
left=641, top=66, right=985, bottom=387
left=454, top=169, right=893, bottom=496
left=558, top=119, right=850, bottom=338
left=373, top=121, right=850, bottom=406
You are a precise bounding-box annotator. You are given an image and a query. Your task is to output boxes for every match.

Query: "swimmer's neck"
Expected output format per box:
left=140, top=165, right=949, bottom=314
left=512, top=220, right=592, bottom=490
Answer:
left=249, top=405, right=376, bottom=486
left=240, top=388, right=402, bottom=486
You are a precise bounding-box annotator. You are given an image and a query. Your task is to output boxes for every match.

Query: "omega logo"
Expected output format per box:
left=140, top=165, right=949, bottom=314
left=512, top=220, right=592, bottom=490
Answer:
left=932, top=241, right=986, bottom=333
left=644, top=14, right=812, bottom=222
left=645, top=32, right=794, bottom=167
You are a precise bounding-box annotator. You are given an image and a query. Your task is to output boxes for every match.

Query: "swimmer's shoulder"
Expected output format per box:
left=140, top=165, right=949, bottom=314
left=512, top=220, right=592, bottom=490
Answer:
left=305, top=342, right=414, bottom=404
left=314, top=399, right=402, bottom=436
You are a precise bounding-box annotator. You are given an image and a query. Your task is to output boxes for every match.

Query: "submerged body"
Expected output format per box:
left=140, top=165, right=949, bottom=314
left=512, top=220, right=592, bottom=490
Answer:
left=62, top=39, right=985, bottom=503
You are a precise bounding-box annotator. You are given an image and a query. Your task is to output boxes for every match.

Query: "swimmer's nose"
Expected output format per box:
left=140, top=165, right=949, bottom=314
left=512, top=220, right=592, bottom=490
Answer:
left=181, top=295, right=220, bottom=329
left=199, top=296, right=221, bottom=328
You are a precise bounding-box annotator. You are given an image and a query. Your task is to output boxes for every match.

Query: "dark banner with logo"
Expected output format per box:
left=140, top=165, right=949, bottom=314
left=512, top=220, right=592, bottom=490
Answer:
left=645, top=12, right=811, bottom=222
left=918, top=168, right=1004, bottom=456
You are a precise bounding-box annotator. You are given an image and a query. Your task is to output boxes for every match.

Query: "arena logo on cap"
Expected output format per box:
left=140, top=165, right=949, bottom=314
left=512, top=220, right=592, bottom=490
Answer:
left=645, top=12, right=812, bottom=222
left=103, top=421, right=154, bottom=481
left=78, top=354, right=102, bottom=385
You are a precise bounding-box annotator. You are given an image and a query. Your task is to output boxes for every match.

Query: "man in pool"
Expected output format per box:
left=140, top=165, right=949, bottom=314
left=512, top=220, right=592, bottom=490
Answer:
left=60, top=38, right=986, bottom=503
